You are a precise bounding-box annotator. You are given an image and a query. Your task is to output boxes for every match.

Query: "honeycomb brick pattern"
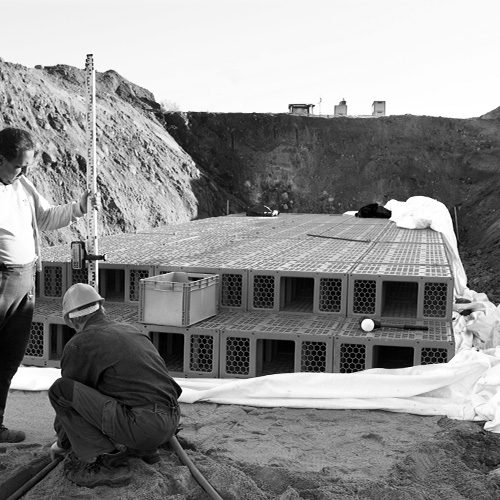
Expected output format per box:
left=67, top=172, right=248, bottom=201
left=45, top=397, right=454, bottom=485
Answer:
left=225, top=336, right=251, bottom=375
left=253, top=275, right=275, bottom=309
left=71, top=267, right=88, bottom=285
left=301, top=341, right=327, bottom=372
left=25, top=322, right=45, bottom=357
left=43, top=265, right=63, bottom=298
left=421, top=347, right=449, bottom=364
left=339, top=343, right=366, bottom=373
left=189, top=334, right=214, bottom=372
left=318, top=278, right=342, bottom=313
left=130, top=269, right=150, bottom=301
left=423, top=282, right=448, bottom=318
left=221, top=273, right=243, bottom=308
left=352, top=280, right=376, bottom=315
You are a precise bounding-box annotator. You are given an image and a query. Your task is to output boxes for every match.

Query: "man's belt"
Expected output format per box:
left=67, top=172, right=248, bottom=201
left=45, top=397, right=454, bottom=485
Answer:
left=0, top=259, right=37, bottom=270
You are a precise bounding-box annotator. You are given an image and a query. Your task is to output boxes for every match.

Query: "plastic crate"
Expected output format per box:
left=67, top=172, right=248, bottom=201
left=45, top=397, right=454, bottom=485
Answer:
left=156, top=265, right=249, bottom=312
left=139, top=272, right=219, bottom=326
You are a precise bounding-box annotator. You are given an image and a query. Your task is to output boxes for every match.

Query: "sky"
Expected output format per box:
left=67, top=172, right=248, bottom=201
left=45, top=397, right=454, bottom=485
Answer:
left=2, top=0, right=499, bottom=118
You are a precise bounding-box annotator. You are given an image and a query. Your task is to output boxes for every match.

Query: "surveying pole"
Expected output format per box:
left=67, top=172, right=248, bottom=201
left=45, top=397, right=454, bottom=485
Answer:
left=84, top=54, right=100, bottom=290
left=70, top=55, right=105, bottom=285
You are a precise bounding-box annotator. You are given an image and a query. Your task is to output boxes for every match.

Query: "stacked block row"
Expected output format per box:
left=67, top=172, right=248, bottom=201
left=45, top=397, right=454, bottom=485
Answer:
left=24, top=306, right=454, bottom=378
left=38, top=215, right=453, bottom=320
left=25, top=214, right=456, bottom=373
left=38, top=262, right=153, bottom=303
left=218, top=312, right=339, bottom=377
left=136, top=312, right=454, bottom=379
left=334, top=318, right=454, bottom=373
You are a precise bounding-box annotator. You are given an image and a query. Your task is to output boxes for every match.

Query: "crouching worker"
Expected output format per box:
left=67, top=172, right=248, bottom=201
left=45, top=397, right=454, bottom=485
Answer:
left=48, top=283, right=182, bottom=488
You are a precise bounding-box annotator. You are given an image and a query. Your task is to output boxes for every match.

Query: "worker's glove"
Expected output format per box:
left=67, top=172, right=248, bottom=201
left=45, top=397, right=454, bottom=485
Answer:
left=50, top=441, right=70, bottom=460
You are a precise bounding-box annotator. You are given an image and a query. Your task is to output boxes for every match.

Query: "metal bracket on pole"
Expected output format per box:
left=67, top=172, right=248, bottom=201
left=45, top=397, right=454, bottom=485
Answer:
left=70, top=241, right=106, bottom=271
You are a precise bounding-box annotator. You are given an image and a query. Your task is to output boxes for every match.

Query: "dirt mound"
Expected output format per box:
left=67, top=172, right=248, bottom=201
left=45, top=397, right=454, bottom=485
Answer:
left=480, top=106, right=500, bottom=120
left=0, top=58, right=232, bottom=246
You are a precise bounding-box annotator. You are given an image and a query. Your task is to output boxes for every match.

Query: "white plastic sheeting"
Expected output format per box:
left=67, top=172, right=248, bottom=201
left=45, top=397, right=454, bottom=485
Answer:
left=384, top=196, right=467, bottom=297
left=10, top=347, right=500, bottom=433
left=179, top=347, right=500, bottom=434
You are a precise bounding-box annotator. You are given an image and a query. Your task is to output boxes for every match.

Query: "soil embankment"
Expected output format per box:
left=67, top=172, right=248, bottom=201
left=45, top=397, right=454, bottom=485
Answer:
left=2, top=57, right=500, bottom=273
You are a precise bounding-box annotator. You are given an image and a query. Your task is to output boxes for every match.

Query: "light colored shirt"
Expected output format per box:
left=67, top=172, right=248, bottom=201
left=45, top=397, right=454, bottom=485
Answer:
left=0, top=181, right=36, bottom=264
left=0, top=175, right=84, bottom=269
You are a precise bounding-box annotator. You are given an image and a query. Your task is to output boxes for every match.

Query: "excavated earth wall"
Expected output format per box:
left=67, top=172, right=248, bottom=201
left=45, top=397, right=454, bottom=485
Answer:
left=2, top=56, right=500, bottom=279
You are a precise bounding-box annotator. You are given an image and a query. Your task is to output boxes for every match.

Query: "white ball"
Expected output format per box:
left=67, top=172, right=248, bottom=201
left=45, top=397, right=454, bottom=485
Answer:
left=361, top=319, right=375, bottom=332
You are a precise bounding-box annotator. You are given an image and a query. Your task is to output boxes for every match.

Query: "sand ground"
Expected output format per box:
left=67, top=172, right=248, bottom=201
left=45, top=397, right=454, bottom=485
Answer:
left=2, top=389, right=500, bottom=499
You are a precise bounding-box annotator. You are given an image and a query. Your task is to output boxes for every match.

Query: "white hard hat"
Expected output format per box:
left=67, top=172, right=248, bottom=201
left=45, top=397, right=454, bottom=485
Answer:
left=62, top=283, right=104, bottom=323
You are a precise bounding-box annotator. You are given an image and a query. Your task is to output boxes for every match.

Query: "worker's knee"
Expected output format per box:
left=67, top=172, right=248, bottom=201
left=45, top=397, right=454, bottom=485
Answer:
left=49, top=377, right=75, bottom=404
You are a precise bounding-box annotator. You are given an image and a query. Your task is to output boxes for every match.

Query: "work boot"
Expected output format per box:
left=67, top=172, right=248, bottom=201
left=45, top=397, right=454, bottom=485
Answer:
left=64, top=450, right=131, bottom=488
left=0, top=425, right=25, bottom=443
left=126, top=447, right=161, bottom=464
left=101, top=448, right=130, bottom=467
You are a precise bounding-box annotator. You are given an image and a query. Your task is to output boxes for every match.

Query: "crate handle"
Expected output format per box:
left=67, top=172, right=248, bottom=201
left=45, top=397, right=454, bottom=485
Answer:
left=153, top=282, right=175, bottom=291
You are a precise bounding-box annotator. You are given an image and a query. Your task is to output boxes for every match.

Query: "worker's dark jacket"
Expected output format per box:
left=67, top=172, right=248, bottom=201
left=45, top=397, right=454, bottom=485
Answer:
left=60, top=311, right=181, bottom=407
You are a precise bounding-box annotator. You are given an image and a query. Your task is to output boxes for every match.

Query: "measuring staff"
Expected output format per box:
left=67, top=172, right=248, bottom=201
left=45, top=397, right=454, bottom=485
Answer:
left=70, top=54, right=105, bottom=284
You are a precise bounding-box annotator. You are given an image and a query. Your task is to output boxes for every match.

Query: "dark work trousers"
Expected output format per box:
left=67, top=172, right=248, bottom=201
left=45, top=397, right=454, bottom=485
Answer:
left=0, top=262, right=36, bottom=422
left=49, top=378, right=181, bottom=462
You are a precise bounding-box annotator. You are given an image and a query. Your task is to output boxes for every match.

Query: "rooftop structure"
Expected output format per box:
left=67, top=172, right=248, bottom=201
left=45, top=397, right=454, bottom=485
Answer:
left=288, top=104, right=315, bottom=115
left=26, top=213, right=454, bottom=377
left=334, top=99, right=348, bottom=116
left=372, top=101, right=386, bottom=116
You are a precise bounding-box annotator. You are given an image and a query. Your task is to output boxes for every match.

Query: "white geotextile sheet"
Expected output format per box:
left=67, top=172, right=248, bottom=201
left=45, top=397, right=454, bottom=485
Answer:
left=384, top=196, right=467, bottom=297
left=12, top=348, right=500, bottom=433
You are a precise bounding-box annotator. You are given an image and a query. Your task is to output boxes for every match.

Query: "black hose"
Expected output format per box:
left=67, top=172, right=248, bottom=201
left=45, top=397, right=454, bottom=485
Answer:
left=5, top=455, right=63, bottom=500
left=169, top=435, right=224, bottom=500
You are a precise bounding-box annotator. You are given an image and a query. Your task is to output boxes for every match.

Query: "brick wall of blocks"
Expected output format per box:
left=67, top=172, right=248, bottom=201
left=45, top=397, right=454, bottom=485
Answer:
left=24, top=214, right=456, bottom=374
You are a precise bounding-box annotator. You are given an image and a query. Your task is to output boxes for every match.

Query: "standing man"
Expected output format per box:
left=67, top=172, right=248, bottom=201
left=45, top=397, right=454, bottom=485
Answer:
left=49, top=284, right=182, bottom=488
left=0, top=127, right=92, bottom=443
